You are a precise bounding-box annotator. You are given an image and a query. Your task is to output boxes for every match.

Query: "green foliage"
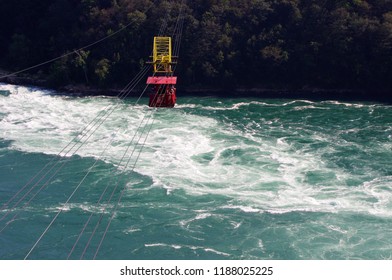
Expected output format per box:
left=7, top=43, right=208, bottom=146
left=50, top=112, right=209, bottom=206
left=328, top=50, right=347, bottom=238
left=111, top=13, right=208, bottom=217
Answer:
left=0, top=0, right=391, bottom=90
left=73, top=50, right=91, bottom=84
left=48, top=57, right=71, bottom=87
left=94, top=58, right=111, bottom=86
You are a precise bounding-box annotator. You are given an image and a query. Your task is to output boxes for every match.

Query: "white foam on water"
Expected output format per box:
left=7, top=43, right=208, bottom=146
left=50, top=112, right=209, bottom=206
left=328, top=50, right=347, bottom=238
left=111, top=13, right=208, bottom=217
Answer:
left=1, top=84, right=392, bottom=218
left=144, top=243, right=171, bottom=247
left=292, top=105, right=328, bottom=111
left=174, top=104, right=198, bottom=109
left=204, top=248, right=231, bottom=256
left=0, top=84, right=146, bottom=164
left=45, top=203, right=111, bottom=214
left=202, top=101, right=255, bottom=111
left=327, top=225, right=348, bottom=234
left=124, top=227, right=142, bottom=234
left=321, top=100, right=368, bottom=108
left=179, top=212, right=213, bottom=227
left=144, top=243, right=231, bottom=256
left=222, top=205, right=262, bottom=213
left=177, top=100, right=284, bottom=112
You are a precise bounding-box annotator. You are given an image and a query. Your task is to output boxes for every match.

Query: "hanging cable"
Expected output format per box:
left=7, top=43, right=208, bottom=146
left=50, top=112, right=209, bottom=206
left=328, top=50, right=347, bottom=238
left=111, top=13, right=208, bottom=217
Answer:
left=0, top=65, right=151, bottom=232
left=158, top=4, right=172, bottom=36
left=69, top=49, right=171, bottom=260
left=70, top=33, right=176, bottom=259
left=0, top=65, right=150, bottom=224
left=79, top=87, right=156, bottom=260
left=92, top=2, right=187, bottom=260
left=92, top=82, right=166, bottom=260
left=67, top=5, right=180, bottom=259
left=0, top=3, right=155, bottom=80
left=0, top=65, right=149, bottom=214
left=25, top=61, right=164, bottom=259
left=23, top=107, right=129, bottom=260
left=68, top=83, right=152, bottom=259
left=10, top=0, right=186, bottom=259
left=69, top=2, right=187, bottom=259
left=23, top=3, right=176, bottom=258
left=172, top=0, right=186, bottom=56
left=23, top=77, right=155, bottom=259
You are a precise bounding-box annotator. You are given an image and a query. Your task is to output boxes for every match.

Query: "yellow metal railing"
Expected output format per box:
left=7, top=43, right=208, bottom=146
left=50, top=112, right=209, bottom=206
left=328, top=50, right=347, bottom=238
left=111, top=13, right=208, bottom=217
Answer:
left=152, top=37, right=172, bottom=73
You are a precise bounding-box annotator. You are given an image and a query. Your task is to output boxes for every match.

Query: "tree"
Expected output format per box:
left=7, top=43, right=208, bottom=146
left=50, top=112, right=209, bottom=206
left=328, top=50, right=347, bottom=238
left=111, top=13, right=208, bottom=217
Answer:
left=0, top=0, right=391, bottom=93
left=94, top=58, right=111, bottom=86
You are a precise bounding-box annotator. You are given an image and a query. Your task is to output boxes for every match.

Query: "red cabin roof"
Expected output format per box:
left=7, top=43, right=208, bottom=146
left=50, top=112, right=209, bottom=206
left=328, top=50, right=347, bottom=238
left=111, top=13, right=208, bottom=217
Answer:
left=147, top=76, right=177, bottom=85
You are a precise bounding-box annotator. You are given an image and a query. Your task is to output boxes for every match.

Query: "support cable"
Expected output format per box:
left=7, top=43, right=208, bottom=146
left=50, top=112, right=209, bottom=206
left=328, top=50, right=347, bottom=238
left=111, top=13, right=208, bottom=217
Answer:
left=23, top=107, right=129, bottom=260
left=69, top=3, right=177, bottom=257
left=68, top=83, right=152, bottom=259
left=92, top=3, right=187, bottom=259
left=158, top=5, right=172, bottom=36
left=69, top=63, right=167, bottom=259
left=20, top=0, right=183, bottom=259
left=92, top=83, right=165, bottom=260
left=79, top=87, right=155, bottom=260
left=0, top=3, right=155, bottom=80
left=0, top=65, right=150, bottom=217
left=24, top=6, right=175, bottom=258
left=78, top=9, right=184, bottom=257
left=0, top=65, right=149, bottom=218
left=0, top=65, right=151, bottom=231
left=172, top=0, right=186, bottom=56
left=23, top=79, right=154, bottom=259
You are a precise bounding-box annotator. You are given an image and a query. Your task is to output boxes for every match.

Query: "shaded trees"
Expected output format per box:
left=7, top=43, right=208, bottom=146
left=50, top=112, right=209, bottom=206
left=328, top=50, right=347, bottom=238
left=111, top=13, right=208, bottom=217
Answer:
left=0, top=0, right=391, bottom=92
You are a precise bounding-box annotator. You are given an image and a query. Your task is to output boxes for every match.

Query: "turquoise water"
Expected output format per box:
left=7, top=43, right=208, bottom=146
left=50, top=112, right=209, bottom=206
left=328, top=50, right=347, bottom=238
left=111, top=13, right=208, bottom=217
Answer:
left=0, top=83, right=391, bottom=260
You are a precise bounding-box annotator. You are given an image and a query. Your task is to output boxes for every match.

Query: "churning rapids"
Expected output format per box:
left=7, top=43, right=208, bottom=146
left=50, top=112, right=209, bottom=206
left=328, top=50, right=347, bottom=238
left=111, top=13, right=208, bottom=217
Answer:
left=1, top=83, right=392, bottom=259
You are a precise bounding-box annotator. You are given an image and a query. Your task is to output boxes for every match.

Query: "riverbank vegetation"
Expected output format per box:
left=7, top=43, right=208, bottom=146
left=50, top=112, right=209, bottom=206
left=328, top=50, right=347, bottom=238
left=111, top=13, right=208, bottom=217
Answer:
left=1, top=0, right=391, bottom=96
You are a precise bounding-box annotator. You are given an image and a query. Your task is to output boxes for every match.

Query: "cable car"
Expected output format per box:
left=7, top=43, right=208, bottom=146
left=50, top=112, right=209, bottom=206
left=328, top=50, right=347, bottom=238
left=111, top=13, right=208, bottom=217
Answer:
left=147, top=37, right=177, bottom=107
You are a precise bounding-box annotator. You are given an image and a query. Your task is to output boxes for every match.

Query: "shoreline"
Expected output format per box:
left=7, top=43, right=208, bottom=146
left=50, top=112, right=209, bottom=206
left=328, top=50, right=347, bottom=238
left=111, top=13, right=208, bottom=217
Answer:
left=1, top=70, right=391, bottom=103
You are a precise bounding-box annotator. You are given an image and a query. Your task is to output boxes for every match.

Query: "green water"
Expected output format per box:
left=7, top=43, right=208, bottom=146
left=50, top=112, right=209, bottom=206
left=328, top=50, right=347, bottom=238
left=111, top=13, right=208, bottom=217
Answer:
left=0, top=83, right=391, bottom=259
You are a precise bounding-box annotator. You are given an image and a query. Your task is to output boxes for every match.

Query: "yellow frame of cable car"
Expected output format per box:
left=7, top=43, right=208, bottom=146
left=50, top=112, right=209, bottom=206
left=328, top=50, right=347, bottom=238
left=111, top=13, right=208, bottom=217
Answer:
left=153, top=37, right=172, bottom=73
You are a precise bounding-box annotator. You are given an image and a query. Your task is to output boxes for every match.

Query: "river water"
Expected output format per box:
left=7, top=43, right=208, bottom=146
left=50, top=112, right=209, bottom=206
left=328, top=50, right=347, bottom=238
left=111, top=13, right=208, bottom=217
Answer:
left=0, top=83, right=391, bottom=259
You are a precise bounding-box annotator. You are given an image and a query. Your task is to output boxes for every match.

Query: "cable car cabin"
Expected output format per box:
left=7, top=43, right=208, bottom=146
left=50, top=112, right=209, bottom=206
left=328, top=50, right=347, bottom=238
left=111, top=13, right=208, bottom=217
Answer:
left=146, top=36, right=178, bottom=108
left=147, top=77, right=177, bottom=107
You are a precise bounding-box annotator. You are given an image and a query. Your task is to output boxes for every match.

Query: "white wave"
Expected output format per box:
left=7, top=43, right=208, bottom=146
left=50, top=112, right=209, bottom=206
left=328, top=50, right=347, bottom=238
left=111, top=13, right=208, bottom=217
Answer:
left=144, top=243, right=167, bottom=247
left=321, top=100, right=369, bottom=108
left=45, top=203, right=111, bottom=214
left=124, top=228, right=142, bottom=234
left=282, top=100, right=316, bottom=106
left=174, top=104, right=198, bottom=109
left=292, top=105, right=328, bottom=111
left=1, top=84, right=392, bottom=218
left=204, top=248, right=231, bottom=256
left=327, top=225, right=348, bottom=234
left=195, top=101, right=280, bottom=111
left=221, top=205, right=262, bottom=213
left=179, top=212, right=213, bottom=227
left=144, top=243, right=231, bottom=256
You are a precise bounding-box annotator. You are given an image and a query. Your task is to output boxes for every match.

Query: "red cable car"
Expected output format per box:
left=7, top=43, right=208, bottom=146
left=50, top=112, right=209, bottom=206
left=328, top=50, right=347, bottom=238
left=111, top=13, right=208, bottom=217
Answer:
left=147, top=77, right=177, bottom=108
left=147, top=37, right=177, bottom=108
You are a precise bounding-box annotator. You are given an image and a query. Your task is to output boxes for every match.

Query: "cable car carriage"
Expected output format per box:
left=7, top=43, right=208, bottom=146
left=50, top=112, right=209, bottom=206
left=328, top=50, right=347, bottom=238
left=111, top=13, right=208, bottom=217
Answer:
left=147, top=37, right=177, bottom=108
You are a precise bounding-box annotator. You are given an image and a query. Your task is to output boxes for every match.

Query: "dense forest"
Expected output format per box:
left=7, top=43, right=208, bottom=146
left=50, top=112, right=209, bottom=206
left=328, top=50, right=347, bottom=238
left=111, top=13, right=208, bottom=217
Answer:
left=0, top=0, right=392, bottom=96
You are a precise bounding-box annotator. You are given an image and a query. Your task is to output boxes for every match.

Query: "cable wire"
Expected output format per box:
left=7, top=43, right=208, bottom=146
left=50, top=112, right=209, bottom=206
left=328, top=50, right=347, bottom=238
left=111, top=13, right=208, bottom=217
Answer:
left=92, top=2, right=187, bottom=259
left=0, top=66, right=151, bottom=232
left=0, top=3, right=155, bottom=80
left=17, top=0, right=186, bottom=259
left=23, top=1, right=176, bottom=259
left=0, top=65, right=149, bottom=216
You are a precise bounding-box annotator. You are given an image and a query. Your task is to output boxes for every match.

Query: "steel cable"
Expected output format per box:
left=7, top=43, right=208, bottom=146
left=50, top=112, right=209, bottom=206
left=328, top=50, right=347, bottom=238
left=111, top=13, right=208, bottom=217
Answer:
left=23, top=2, right=176, bottom=259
